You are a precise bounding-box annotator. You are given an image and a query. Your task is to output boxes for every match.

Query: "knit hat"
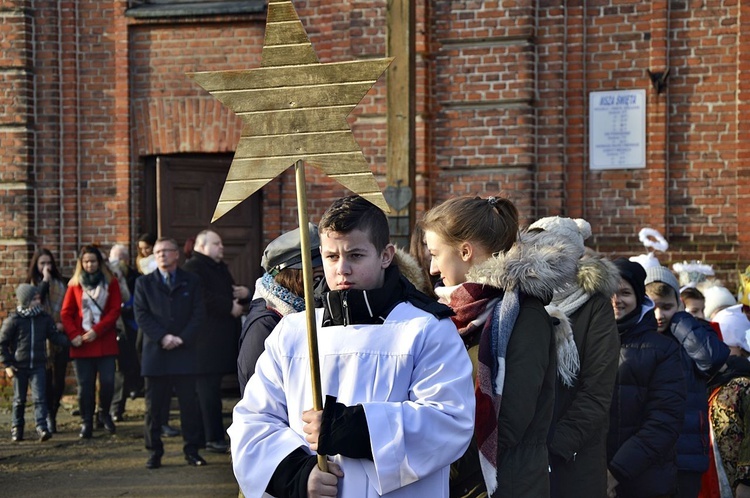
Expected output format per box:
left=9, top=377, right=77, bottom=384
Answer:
left=528, top=216, right=592, bottom=259
left=261, top=223, right=323, bottom=275
left=613, top=258, right=647, bottom=308
left=712, top=304, right=750, bottom=352
left=645, top=265, right=681, bottom=298
left=702, top=284, right=737, bottom=320
left=16, top=283, right=39, bottom=308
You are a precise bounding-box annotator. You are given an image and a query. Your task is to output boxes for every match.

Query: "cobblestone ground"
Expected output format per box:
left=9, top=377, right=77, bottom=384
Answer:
left=0, top=394, right=240, bottom=497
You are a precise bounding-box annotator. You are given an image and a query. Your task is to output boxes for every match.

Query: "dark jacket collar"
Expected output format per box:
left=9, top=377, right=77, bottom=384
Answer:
left=321, top=265, right=453, bottom=327
left=189, top=251, right=223, bottom=268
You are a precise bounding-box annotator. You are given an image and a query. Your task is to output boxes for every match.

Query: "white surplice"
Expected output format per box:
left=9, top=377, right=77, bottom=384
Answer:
left=228, top=302, right=475, bottom=498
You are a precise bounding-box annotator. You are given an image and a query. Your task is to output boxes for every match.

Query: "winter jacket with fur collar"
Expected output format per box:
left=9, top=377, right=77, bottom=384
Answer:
left=446, top=228, right=580, bottom=498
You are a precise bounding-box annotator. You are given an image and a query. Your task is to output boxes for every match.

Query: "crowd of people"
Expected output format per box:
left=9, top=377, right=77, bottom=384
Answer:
left=3, top=194, right=750, bottom=498
left=0, top=229, right=248, bottom=469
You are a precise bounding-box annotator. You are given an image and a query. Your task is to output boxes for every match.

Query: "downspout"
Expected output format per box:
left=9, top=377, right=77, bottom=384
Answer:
left=665, top=0, right=671, bottom=232
left=75, top=0, right=81, bottom=250
left=533, top=0, right=539, bottom=217
left=562, top=3, right=568, bottom=213
left=57, top=0, right=64, bottom=261
left=582, top=0, right=588, bottom=221
left=31, top=0, right=38, bottom=250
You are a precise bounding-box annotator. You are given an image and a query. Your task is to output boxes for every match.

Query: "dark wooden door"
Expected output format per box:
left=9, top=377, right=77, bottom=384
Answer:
left=155, top=154, right=262, bottom=288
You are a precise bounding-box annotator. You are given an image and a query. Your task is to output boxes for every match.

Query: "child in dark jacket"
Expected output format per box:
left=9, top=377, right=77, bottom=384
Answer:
left=0, top=284, right=70, bottom=442
left=608, top=259, right=687, bottom=498
left=645, top=266, right=730, bottom=498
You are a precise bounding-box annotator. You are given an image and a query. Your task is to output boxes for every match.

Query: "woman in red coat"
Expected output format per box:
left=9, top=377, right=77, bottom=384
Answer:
left=61, top=245, right=121, bottom=439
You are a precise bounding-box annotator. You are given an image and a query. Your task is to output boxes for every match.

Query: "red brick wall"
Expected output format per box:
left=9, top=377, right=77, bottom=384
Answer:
left=2, top=0, right=750, bottom=324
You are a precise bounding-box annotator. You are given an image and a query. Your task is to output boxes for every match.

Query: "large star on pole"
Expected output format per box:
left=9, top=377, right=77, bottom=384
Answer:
left=187, top=0, right=393, bottom=222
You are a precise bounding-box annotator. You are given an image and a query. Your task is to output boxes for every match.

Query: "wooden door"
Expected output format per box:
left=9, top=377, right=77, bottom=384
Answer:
left=155, top=154, right=262, bottom=288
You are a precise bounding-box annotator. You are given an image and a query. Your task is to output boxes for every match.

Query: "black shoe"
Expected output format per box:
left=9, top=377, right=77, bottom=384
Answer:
left=161, top=424, right=180, bottom=438
left=111, top=412, right=123, bottom=423
left=185, top=453, right=207, bottom=467
left=101, top=414, right=116, bottom=434
left=129, top=390, right=138, bottom=401
left=79, top=423, right=93, bottom=439
left=11, top=426, right=23, bottom=442
left=47, top=417, right=57, bottom=434
left=145, top=454, right=162, bottom=469
left=205, top=440, right=229, bottom=454
left=37, top=427, right=52, bottom=442
left=95, top=411, right=105, bottom=429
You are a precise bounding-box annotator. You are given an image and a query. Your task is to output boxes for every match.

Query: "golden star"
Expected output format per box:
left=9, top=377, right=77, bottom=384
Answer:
left=188, top=0, right=392, bottom=222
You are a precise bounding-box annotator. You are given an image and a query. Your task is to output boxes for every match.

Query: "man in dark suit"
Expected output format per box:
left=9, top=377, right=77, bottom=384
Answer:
left=184, top=229, right=249, bottom=454
left=134, top=237, right=207, bottom=469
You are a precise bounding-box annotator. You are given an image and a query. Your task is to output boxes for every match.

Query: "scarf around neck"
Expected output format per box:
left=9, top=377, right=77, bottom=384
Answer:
left=16, top=305, right=43, bottom=317
left=255, top=273, right=306, bottom=316
left=435, top=283, right=502, bottom=340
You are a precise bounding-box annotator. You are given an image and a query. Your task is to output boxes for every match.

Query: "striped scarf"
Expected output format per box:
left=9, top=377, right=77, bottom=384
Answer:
left=475, top=287, right=520, bottom=495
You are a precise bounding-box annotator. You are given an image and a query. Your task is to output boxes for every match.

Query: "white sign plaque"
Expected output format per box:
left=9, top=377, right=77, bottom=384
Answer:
left=589, top=89, right=646, bottom=170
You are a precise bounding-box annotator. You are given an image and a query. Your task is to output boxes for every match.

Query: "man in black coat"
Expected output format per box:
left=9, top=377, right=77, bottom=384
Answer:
left=183, top=229, right=249, bottom=454
left=134, top=237, right=207, bottom=469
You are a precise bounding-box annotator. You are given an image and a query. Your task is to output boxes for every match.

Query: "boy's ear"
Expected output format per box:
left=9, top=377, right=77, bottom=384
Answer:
left=381, top=244, right=396, bottom=268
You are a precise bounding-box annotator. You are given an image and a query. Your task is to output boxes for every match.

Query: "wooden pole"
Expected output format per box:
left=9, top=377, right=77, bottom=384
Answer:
left=294, top=159, right=328, bottom=472
left=386, top=0, right=416, bottom=247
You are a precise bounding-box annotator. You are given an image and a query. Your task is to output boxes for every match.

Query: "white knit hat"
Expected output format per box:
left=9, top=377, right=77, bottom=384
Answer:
left=702, top=284, right=737, bottom=320
left=528, top=216, right=592, bottom=259
left=713, top=304, right=750, bottom=352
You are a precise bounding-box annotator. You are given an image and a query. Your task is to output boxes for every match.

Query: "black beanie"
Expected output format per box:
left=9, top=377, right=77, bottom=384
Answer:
left=612, top=258, right=646, bottom=308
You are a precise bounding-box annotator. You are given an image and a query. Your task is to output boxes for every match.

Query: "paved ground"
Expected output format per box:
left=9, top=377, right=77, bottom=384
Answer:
left=0, top=394, right=241, bottom=497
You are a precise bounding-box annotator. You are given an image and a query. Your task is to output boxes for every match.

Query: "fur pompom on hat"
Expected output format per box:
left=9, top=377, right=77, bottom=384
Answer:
left=528, top=216, right=592, bottom=259
left=16, top=283, right=39, bottom=308
left=701, top=284, right=737, bottom=320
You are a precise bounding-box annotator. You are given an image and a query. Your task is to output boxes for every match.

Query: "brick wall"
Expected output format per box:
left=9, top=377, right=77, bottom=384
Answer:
left=1, top=0, right=750, bottom=325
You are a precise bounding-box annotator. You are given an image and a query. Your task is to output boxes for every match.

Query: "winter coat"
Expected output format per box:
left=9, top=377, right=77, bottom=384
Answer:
left=61, top=280, right=121, bottom=359
left=448, top=227, right=581, bottom=498
left=134, top=268, right=205, bottom=377
left=666, top=311, right=729, bottom=473
left=549, top=256, right=620, bottom=498
left=237, top=297, right=281, bottom=395
left=0, top=312, right=69, bottom=369
left=183, top=252, right=240, bottom=375
left=607, top=305, right=686, bottom=498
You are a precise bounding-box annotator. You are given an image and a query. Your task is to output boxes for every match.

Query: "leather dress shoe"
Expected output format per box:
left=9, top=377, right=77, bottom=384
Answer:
left=161, top=424, right=180, bottom=437
left=185, top=453, right=207, bottom=467
left=205, top=440, right=229, bottom=454
left=145, top=454, right=161, bottom=469
left=79, top=423, right=93, bottom=439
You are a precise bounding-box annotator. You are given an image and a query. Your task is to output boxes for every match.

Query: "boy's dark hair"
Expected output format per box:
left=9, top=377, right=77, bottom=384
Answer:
left=318, top=195, right=390, bottom=252
left=646, top=281, right=679, bottom=302
left=680, top=287, right=705, bottom=302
